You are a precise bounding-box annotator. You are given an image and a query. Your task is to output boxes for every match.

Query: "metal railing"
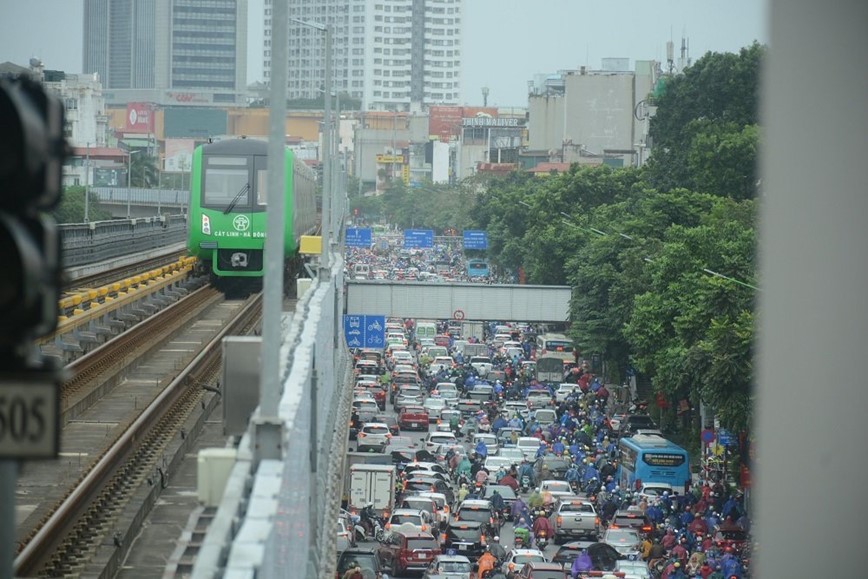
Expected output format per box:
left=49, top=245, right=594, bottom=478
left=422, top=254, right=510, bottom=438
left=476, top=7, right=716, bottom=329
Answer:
left=60, top=215, right=187, bottom=267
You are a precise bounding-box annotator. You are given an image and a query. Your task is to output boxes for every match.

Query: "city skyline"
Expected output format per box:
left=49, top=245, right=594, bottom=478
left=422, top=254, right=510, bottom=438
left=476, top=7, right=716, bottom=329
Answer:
left=0, top=0, right=767, bottom=108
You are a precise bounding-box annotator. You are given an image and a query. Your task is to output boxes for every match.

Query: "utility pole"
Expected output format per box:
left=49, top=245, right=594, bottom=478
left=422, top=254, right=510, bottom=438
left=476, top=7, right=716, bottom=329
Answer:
left=84, top=142, right=90, bottom=222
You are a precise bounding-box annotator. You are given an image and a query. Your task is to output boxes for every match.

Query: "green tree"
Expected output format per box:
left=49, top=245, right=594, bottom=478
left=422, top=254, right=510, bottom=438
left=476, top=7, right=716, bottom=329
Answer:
left=646, top=42, right=764, bottom=196
left=54, top=186, right=114, bottom=224
left=130, top=154, right=159, bottom=188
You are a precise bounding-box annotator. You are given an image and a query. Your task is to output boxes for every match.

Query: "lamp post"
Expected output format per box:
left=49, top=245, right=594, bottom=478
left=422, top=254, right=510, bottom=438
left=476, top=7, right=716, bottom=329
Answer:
left=292, top=17, right=332, bottom=273
left=127, top=150, right=140, bottom=218
left=84, top=142, right=90, bottom=222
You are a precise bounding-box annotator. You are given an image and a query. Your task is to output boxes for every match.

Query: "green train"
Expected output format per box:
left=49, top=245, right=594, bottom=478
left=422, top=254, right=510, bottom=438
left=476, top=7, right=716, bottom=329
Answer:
left=186, top=138, right=318, bottom=284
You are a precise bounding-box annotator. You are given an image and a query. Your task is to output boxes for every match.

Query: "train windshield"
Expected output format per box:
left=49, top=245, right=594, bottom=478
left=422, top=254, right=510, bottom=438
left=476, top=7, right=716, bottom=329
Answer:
left=256, top=168, right=268, bottom=205
left=204, top=156, right=250, bottom=207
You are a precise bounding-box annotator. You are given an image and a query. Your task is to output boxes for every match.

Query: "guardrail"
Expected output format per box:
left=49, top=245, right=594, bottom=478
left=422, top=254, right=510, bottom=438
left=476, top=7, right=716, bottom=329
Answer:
left=90, top=187, right=188, bottom=209
left=60, top=215, right=187, bottom=268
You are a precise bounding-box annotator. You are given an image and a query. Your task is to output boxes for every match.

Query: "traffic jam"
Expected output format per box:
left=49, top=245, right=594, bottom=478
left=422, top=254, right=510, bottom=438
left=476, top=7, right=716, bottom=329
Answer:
left=336, top=253, right=750, bottom=579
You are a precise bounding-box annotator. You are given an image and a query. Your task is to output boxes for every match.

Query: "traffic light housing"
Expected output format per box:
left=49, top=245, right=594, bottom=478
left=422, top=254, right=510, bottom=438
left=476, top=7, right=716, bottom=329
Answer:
left=0, top=76, right=67, bottom=367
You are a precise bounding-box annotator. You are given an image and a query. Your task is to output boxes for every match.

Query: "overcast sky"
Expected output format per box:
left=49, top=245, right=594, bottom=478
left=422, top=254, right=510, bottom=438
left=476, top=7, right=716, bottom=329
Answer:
left=0, top=0, right=767, bottom=107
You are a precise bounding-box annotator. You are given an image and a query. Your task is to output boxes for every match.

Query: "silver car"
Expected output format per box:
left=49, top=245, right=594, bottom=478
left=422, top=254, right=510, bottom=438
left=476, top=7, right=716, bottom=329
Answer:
left=422, top=554, right=472, bottom=579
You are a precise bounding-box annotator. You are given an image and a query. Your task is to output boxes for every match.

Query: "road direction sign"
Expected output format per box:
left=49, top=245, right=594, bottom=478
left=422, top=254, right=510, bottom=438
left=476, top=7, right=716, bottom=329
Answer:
left=343, top=315, right=386, bottom=349
left=345, top=228, right=372, bottom=248
left=403, top=229, right=434, bottom=249
left=462, top=230, right=488, bottom=250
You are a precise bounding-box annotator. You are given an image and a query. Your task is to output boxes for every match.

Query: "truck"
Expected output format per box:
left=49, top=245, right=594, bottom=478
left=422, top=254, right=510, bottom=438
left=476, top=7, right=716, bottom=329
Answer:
left=536, top=355, right=566, bottom=384
left=461, top=321, right=485, bottom=342
left=549, top=498, right=600, bottom=543
left=462, top=343, right=489, bottom=359
left=347, top=463, right=396, bottom=518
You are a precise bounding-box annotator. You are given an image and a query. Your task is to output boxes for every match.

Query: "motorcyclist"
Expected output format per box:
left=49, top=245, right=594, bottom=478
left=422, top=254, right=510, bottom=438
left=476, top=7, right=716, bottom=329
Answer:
left=449, top=413, right=460, bottom=434
left=477, top=547, right=498, bottom=577
left=457, top=483, right=470, bottom=503
left=570, top=549, right=593, bottom=577
left=490, top=489, right=506, bottom=514
left=475, top=440, right=489, bottom=459
left=511, top=496, right=530, bottom=522
left=498, top=471, right=519, bottom=493
left=513, top=516, right=532, bottom=546
left=342, top=563, right=364, bottom=579
left=518, top=460, right=535, bottom=488
left=531, top=510, right=553, bottom=543
left=489, top=535, right=507, bottom=562
left=456, top=456, right=472, bottom=479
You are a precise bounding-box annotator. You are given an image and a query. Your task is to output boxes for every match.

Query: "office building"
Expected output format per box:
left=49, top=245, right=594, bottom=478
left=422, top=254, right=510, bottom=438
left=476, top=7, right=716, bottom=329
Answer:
left=267, top=0, right=461, bottom=111
left=83, top=0, right=248, bottom=105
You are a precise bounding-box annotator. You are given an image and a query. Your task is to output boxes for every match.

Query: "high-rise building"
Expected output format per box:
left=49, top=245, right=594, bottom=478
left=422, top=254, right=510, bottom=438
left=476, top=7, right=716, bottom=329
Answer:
left=267, top=0, right=462, bottom=111
left=83, top=0, right=247, bottom=104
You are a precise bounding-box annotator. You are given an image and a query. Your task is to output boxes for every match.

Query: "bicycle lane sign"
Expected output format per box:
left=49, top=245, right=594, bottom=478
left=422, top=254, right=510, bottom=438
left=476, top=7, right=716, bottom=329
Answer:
left=343, top=315, right=385, bottom=349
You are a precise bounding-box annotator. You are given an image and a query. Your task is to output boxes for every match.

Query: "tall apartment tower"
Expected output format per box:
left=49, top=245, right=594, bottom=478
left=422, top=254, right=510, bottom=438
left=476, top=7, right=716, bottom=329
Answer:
left=83, top=0, right=247, bottom=99
left=267, top=0, right=461, bottom=111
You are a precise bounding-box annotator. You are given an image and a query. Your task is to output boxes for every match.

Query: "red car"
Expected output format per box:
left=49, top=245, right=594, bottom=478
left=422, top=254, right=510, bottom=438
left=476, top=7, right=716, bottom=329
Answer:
left=376, top=530, right=440, bottom=576
left=398, top=405, right=430, bottom=431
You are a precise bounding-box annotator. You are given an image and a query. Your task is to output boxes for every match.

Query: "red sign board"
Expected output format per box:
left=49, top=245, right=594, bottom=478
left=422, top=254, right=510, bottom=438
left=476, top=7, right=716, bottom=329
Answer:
left=428, top=106, right=498, bottom=142
left=125, top=102, right=155, bottom=134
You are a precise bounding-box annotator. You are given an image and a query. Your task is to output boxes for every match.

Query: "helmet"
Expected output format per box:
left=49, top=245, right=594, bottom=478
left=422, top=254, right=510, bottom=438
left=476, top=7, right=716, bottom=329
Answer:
left=493, top=535, right=500, bottom=542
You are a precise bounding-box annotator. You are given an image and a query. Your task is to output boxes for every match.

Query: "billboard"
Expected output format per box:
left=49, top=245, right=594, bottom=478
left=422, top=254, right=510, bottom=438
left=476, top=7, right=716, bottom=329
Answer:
left=125, top=102, right=155, bottom=133
left=429, top=106, right=498, bottom=142
left=165, top=139, right=196, bottom=172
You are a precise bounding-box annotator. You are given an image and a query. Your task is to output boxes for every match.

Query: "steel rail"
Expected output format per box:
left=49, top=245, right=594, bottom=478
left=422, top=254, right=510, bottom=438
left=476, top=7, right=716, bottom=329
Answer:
left=14, top=293, right=263, bottom=576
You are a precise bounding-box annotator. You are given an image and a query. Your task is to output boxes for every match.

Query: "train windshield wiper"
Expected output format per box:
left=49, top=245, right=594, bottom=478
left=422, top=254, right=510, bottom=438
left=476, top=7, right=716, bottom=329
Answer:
left=223, top=183, right=250, bottom=214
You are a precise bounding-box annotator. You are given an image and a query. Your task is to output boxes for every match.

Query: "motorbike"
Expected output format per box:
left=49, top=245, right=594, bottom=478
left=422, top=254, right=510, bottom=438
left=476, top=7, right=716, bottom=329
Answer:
left=519, top=475, right=532, bottom=493
left=535, top=529, right=549, bottom=550
left=358, top=504, right=386, bottom=541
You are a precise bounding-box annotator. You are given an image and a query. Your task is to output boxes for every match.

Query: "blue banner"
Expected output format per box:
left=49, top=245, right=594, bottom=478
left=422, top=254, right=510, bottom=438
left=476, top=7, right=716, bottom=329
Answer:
left=345, top=227, right=372, bottom=248
left=343, top=315, right=386, bottom=349
left=403, top=229, right=434, bottom=249
left=463, top=230, right=489, bottom=250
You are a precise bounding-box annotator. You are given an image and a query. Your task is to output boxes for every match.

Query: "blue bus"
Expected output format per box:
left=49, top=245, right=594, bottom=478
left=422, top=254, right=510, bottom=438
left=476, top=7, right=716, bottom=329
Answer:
left=466, top=258, right=490, bottom=277
left=618, top=434, right=691, bottom=494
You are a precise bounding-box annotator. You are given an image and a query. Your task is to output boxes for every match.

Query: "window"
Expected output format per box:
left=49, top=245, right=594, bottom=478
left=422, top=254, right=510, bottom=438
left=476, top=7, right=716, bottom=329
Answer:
left=203, top=157, right=249, bottom=207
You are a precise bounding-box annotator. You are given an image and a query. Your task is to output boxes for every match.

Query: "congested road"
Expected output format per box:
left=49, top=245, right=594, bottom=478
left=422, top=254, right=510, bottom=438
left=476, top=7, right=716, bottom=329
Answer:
left=336, top=315, right=752, bottom=579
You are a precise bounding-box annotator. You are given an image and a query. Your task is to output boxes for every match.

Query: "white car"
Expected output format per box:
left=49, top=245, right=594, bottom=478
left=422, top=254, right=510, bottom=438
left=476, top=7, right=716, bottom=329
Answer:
left=498, top=447, right=525, bottom=464
left=484, top=456, right=514, bottom=482
left=430, top=356, right=455, bottom=374
left=386, top=508, right=435, bottom=534
left=538, top=480, right=575, bottom=500
left=473, top=433, right=499, bottom=455
left=501, top=548, right=547, bottom=575
left=425, top=431, right=457, bottom=450
left=555, top=383, right=579, bottom=403
left=616, top=560, right=653, bottom=579
left=357, top=423, right=391, bottom=452
left=434, top=383, right=459, bottom=406
left=516, top=436, right=544, bottom=460
left=423, top=397, right=447, bottom=419
left=504, top=400, right=530, bottom=419
left=469, top=356, right=493, bottom=377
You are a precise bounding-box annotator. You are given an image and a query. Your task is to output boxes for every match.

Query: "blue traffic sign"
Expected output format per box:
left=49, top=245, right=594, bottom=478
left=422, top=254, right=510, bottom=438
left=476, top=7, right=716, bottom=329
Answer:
left=345, top=227, right=372, bottom=248
left=463, top=230, right=488, bottom=250
left=343, top=315, right=386, bottom=349
left=717, top=428, right=735, bottom=447
left=403, top=229, right=434, bottom=249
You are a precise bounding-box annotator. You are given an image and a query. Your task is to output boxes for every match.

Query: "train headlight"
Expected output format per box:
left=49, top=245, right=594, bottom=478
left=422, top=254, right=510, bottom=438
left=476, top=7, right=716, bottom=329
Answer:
left=201, top=214, right=211, bottom=235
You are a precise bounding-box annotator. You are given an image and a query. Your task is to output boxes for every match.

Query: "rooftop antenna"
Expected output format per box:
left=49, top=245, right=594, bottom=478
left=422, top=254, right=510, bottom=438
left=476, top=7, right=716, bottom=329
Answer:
left=481, top=86, right=489, bottom=107
left=666, top=40, right=675, bottom=74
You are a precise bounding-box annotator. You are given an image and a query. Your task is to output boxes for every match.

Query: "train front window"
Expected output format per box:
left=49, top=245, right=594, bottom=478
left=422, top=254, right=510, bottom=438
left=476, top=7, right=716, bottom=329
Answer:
left=203, top=157, right=250, bottom=207
left=256, top=168, right=267, bottom=206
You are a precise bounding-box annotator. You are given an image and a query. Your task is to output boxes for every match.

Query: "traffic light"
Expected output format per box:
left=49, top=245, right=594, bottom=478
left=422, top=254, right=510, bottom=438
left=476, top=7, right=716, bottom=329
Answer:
left=0, top=76, right=67, bottom=367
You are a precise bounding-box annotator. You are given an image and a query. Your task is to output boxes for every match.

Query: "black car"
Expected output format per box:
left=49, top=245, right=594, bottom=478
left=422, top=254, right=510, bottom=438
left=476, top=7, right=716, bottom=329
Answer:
left=551, top=540, right=596, bottom=568
left=618, top=414, right=658, bottom=437
left=442, top=520, right=488, bottom=560
left=336, top=548, right=386, bottom=578
left=454, top=499, right=498, bottom=534
left=457, top=399, right=483, bottom=417
left=533, top=455, right=571, bottom=480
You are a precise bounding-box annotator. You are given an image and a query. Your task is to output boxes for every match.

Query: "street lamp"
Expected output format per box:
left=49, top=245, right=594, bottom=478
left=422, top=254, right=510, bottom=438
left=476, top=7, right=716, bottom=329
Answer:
left=84, top=142, right=90, bottom=222
left=127, top=150, right=141, bottom=218
left=292, top=17, right=332, bottom=272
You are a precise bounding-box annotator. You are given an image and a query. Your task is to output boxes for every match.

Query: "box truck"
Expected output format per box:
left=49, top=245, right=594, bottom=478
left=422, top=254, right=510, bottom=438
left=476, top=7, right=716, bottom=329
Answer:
left=348, top=463, right=396, bottom=517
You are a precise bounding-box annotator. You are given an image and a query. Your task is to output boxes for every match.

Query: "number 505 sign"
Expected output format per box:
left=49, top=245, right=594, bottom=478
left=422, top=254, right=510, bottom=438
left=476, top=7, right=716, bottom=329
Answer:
left=0, top=379, right=59, bottom=458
